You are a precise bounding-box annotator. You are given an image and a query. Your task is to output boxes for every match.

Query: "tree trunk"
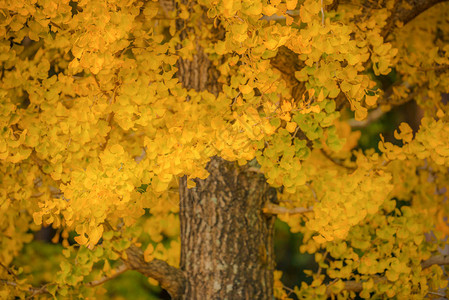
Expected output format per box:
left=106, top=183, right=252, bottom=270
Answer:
left=179, top=157, right=277, bottom=299
left=175, top=6, right=276, bottom=296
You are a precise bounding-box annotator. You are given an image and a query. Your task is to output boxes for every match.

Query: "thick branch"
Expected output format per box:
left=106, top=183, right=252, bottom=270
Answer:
left=270, top=46, right=307, bottom=103
left=263, top=202, right=313, bottom=215
left=271, top=0, right=448, bottom=105
left=383, top=0, right=449, bottom=38
left=124, top=245, right=185, bottom=299
left=421, top=254, right=449, bottom=269
left=376, top=79, right=416, bottom=108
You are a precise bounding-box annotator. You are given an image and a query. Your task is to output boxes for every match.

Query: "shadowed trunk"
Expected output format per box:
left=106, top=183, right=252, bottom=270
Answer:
left=179, top=158, right=276, bottom=299
left=175, top=3, right=276, bottom=297
left=169, top=0, right=449, bottom=297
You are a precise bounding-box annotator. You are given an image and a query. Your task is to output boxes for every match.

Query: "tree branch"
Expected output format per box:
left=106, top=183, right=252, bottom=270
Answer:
left=376, top=80, right=415, bottom=107
left=270, top=0, right=448, bottom=107
left=86, top=264, right=129, bottom=287
left=0, top=262, right=18, bottom=280
left=0, top=279, right=51, bottom=299
left=382, top=0, right=449, bottom=38
left=124, top=245, right=185, bottom=299
left=263, top=202, right=313, bottom=215
left=320, top=149, right=357, bottom=170
left=347, top=107, right=386, bottom=129
left=421, top=254, right=449, bottom=269
left=1, top=264, right=131, bottom=298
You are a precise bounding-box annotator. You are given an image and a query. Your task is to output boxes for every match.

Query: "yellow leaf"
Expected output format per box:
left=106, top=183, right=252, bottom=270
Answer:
left=286, top=122, right=297, bottom=133
left=239, top=84, right=253, bottom=94
left=245, top=1, right=262, bottom=15
left=110, top=144, right=124, bottom=154
left=347, top=54, right=360, bottom=65
left=317, top=89, right=325, bottom=102
left=231, top=22, right=248, bottom=36
left=74, top=234, right=88, bottom=245
left=263, top=5, right=278, bottom=16
left=144, top=244, right=154, bottom=262
left=215, top=41, right=227, bottom=55
left=33, top=212, right=43, bottom=225
left=394, top=122, right=413, bottom=143
left=286, top=0, right=297, bottom=10
left=265, top=39, right=278, bottom=50
left=310, top=105, right=321, bottom=113
left=281, top=101, right=292, bottom=112
left=313, top=235, right=326, bottom=243
left=354, top=106, right=367, bottom=121
left=365, top=94, right=377, bottom=106
left=385, top=269, right=398, bottom=281
left=89, top=225, right=104, bottom=247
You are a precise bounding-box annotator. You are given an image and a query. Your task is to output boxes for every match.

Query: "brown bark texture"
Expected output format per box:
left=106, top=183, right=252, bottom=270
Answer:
left=175, top=4, right=278, bottom=298
left=179, top=158, right=277, bottom=300
left=152, top=0, right=449, bottom=299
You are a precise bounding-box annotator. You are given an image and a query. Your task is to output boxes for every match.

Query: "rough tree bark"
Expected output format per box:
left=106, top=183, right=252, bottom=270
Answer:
left=179, top=159, right=277, bottom=299
left=128, top=0, right=449, bottom=298
left=175, top=9, right=278, bottom=297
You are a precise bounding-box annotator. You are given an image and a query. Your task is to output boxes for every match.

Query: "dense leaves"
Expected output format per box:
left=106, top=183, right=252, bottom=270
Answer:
left=1, top=0, right=449, bottom=299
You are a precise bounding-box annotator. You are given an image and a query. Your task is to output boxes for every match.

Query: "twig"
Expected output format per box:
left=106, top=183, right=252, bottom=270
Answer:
left=317, top=251, right=328, bottom=276
left=86, top=264, right=129, bottom=287
left=282, top=283, right=296, bottom=296
left=427, top=291, right=446, bottom=297
left=377, top=82, right=416, bottom=108
left=347, top=107, right=385, bottom=128
left=0, top=262, right=18, bottom=280
left=320, top=149, right=356, bottom=170
left=99, top=84, right=118, bottom=151
left=326, top=276, right=384, bottom=295
left=26, top=283, right=50, bottom=300
left=320, top=0, right=325, bottom=26
left=1, top=280, right=50, bottom=299
left=263, top=202, right=313, bottom=215
left=2, top=263, right=130, bottom=298
left=247, top=167, right=263, bottom=174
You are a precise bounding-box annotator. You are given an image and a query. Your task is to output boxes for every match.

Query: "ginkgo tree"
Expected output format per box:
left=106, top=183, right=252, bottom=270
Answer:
left=1, top=0, right=449, bottom=298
